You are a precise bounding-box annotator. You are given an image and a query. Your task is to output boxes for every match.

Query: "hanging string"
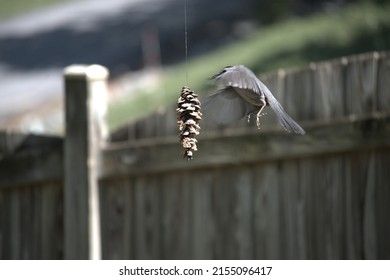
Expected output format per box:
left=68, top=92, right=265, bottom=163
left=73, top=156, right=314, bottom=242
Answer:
left=184, top=0, right=189, bottom=84
left=177, top=0, right=202, bottom=160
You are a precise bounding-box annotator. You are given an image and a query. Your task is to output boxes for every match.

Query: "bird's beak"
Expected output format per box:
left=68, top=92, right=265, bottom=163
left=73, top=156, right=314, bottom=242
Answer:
left=209, top=74, right=218, bottom=80
left=206, top=73, right=218, bottom=83
left=209, top=73, right=220, bottom=80
left=210, top=68, right=227, bottom=80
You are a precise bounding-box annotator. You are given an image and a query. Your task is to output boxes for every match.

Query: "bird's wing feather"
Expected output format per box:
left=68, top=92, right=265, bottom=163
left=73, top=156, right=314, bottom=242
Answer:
left=212, top=65, right=305, bottom=134
left=203, top=87, right=258, bottom=125
left=257, top=81, right=306, bottom=135
left=215, top=65, right=260, bottom=93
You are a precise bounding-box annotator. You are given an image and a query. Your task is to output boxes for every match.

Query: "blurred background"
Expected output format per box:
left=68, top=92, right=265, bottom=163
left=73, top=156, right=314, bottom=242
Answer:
left=0, top=0, right=390, bottom=133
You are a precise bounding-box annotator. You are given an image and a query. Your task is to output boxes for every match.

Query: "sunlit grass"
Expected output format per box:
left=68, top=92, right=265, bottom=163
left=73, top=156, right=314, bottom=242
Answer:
left=0, top=0, right=72, bottom=20
left=107, top=2, right=390, bottom=130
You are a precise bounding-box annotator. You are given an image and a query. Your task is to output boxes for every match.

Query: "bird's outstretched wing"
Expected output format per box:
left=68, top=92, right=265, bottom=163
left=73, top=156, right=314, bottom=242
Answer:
left=203, top=87, right=258, bottom=125
left=213, top=65, right=260, bottom=92
left=213, top=65, right=305, bottom=135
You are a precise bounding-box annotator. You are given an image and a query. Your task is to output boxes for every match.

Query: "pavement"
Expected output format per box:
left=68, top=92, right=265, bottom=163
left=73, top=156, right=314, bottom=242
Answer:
left=0, top=0, right=256, bottom=133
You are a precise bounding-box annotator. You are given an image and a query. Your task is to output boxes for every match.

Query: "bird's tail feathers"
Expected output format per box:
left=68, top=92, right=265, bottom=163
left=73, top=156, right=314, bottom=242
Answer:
left=258, top=82, right=305, bottom=135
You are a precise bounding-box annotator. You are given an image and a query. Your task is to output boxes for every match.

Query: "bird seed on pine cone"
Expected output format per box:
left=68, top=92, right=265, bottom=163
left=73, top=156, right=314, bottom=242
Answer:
left=176, top=86, right=202, bottom=160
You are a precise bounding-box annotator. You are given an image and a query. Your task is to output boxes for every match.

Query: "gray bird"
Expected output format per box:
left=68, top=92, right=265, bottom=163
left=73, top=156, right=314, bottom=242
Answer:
left=204, top=65, right=305, bottom=135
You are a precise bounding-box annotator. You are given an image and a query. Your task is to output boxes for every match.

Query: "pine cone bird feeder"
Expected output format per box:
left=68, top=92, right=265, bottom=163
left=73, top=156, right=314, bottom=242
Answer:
left=176, top=86, right=202, bottom=160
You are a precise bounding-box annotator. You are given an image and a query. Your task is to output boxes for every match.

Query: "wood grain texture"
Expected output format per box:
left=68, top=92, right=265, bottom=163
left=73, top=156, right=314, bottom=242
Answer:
left=1, top=53, right=390, bottom=260
left=63, top=65, right=108, bottom=260
left=0, top=133, right=62, bottom=188
left=161, top=172, right=191, bottom=259
left=133, top=175, right=162, bottom=259
left=103, top=114, right=390, bottom=177
left=100, top=178, right=134, bottom=259
left=0, top=183, right=63, bottom=259
left=190, top=170, right=214, bottom=259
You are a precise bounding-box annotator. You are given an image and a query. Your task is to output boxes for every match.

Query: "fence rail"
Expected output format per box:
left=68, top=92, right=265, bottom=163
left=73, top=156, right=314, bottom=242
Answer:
left=0, top=52, right=390, bottom=259
left=111, top=51, right=390, bottom=141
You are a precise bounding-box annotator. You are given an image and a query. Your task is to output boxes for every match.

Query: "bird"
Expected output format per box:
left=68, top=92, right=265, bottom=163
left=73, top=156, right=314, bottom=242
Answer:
left=204, top=65, right=305, bottom=135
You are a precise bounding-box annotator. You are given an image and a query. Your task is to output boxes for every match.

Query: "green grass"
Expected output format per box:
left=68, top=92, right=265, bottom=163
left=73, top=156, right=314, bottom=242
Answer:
left=0, top=0, right=71, bottom=20
left=106, top=2, right=390, bottom=129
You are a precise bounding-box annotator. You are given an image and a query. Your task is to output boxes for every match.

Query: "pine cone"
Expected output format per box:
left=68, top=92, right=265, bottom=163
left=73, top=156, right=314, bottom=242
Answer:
left=176, top=86, right=202, bottom=160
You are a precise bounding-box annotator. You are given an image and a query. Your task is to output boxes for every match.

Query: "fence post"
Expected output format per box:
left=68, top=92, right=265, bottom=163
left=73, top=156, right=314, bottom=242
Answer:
left=63, top=64, right=109, bottom=260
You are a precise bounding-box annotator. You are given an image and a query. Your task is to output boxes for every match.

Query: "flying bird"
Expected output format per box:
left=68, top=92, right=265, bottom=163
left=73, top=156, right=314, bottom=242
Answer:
left=204, top=65, right=305, bottom=135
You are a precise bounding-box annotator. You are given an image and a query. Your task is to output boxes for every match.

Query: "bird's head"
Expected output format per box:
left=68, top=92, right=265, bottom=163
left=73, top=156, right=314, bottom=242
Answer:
left=210, top=65, right=234, bottom=80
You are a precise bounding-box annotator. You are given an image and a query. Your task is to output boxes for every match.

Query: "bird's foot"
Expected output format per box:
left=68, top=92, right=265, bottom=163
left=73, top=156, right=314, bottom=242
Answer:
left=256, top=112, right=267, bottom=129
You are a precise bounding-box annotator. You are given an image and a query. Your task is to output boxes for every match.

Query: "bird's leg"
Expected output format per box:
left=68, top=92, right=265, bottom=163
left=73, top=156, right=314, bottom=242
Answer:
left=256, top=103, right=266, bottom=129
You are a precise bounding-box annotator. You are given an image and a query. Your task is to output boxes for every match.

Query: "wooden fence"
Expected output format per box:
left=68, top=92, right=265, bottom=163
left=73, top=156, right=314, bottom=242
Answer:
left=0, top=52, right=390, bottom=259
